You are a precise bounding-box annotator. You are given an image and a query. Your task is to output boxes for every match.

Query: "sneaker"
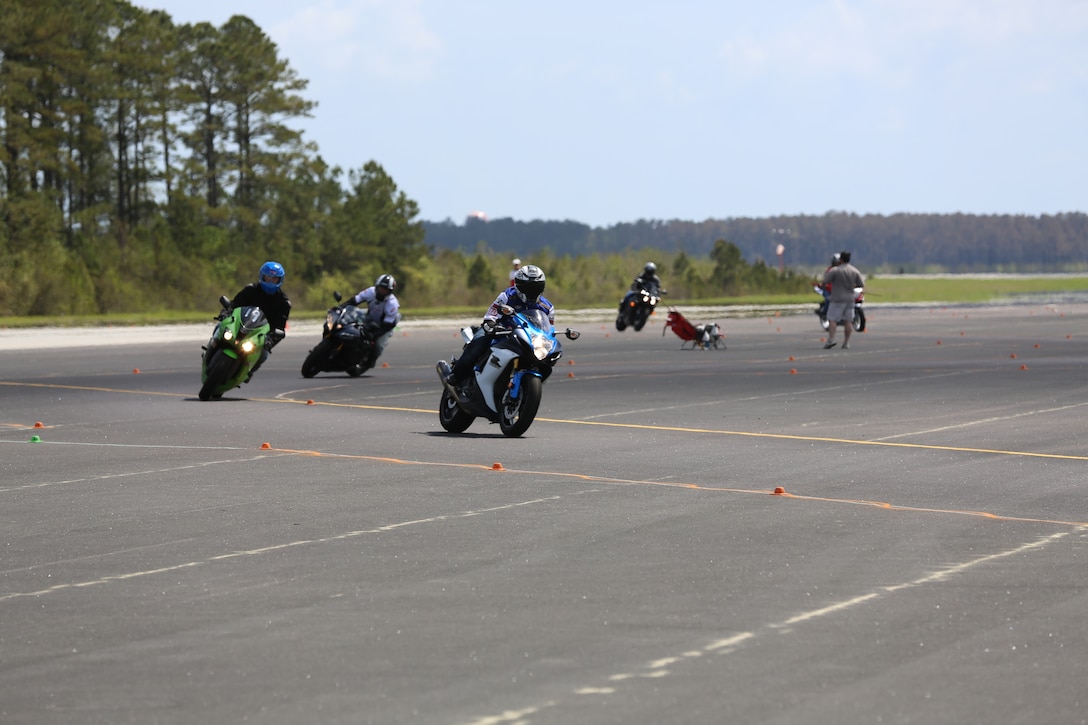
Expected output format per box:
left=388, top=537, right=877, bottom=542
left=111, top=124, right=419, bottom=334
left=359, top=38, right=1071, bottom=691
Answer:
left=823, top=340, right=837, bottom=349
left=842, top=343, right=850, bottom=349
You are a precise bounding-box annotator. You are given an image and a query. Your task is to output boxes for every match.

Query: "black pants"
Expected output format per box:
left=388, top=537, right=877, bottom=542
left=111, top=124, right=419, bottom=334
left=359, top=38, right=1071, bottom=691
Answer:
left=452, top=334, right=490, bottom=381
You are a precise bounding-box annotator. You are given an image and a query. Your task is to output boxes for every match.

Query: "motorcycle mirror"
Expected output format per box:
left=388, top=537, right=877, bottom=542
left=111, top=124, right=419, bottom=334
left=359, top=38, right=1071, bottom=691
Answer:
left=565, top=329, right=580, bottom=340
left=219, top=295, right=231, bottom=309
left=333, top=291, right=342, bottom=302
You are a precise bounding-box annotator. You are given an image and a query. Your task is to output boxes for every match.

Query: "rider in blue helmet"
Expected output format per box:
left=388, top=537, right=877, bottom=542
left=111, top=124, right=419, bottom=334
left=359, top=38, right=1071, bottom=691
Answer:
left=258, top=261, right=285, bottom=295
left=229, top=261, right=292, bottom=380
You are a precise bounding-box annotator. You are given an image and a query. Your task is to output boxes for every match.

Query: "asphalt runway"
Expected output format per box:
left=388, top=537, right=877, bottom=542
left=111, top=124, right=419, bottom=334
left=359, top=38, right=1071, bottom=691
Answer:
left=2, top=303, right=1087, bottom=725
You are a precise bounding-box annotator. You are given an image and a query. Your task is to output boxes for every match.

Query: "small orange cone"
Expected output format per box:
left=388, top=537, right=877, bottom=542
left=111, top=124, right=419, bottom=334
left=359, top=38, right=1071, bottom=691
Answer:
left=1020, top=364, right=1028, bottom=371
left=306, top=399, right=315, bottom=405
left=491, top=462, right=504, bottom=470
left=789, top=368, right=797, bottom=375
left=772, top=486, right=786, bottom=495
left=33, top=421, right=44, bottom=428
left=1010, top=353, right=1017, bottom=359
left=788, top=356, right=795, bottom=361
left=133, top=368, right=140, bottom=374
left=382, top=362, right=389, bottom=367
left=260, top=442, right=271, bottom=449
left=567, top=371, right=575, bottom=378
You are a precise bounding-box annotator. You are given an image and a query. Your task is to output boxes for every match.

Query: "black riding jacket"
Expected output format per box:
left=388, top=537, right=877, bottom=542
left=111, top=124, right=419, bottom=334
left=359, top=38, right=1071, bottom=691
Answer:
left=231, top=284, right=292, bottom=332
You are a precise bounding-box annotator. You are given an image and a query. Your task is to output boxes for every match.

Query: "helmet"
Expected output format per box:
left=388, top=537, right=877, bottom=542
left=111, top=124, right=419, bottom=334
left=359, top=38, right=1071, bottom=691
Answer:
left=831, top=253, right=841, bottom=266
left=513, top=264, right=546, bottom=304
left=258, top=261, right=285, bottom=294
left=512, top=258, right=521, bottom=267
left=375, top=273, right=396, bottom=292
left=644, top=262, right=657, bottom=275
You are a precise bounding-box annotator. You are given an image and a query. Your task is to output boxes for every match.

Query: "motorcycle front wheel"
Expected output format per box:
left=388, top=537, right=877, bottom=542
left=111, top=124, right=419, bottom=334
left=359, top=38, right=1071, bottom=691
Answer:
left=199, top=350, right=235, bottom=401
left=819, top=316, right=830, bottom=332
left=499, top=375, right=542, bottom=437
left=438, top=388, right=475, bottom=433
left=301, top=340, right=331, bottom=378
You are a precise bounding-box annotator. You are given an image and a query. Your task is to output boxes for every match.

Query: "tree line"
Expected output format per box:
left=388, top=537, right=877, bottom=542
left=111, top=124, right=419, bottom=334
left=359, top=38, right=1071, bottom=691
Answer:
left=424, top=211, right=1088, bottom=274
left=0, top=0, right=427, bottom=317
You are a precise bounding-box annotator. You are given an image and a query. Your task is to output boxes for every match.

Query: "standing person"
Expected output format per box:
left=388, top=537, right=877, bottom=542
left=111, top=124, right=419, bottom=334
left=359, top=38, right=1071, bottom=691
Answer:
left=439, top=264, right=553, bottom=396
left=508, top=258, right=522, bottom=287
left=343, top=274, right=401, bottom=361
left=229, top=260, right=291, bottom=380
left=822, top=251, right=864, bottom=349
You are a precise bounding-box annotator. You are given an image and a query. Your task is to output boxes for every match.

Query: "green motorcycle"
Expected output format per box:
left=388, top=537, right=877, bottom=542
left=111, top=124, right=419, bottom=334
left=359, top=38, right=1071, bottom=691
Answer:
left=199, top=296, right=283, bottom=401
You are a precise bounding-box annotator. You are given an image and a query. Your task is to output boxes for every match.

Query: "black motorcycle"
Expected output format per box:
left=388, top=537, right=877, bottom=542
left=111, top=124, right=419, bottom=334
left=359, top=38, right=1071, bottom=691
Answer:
left=301, top=292, right=377, bottom=378
left=616, top=285, right=663, bottom=332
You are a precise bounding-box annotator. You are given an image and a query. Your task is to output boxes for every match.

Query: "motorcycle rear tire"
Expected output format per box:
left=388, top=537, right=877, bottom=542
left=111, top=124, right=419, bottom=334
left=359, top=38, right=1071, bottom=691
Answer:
left=499, top=375, right=542, bottom=438
left=301, top=340, right=331, bottom=378
left=199, top=351, right=235, bottom=401
left=854, top=308, right=866, bottom=332
left=438, top=388, right=475, bottom=433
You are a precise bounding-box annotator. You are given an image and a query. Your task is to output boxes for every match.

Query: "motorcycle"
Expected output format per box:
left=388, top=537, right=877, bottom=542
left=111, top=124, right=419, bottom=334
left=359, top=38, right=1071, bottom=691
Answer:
left=616, top=285, right=663, bottom=331
left=199, top=295, right=283, bottom=401
left=300, top=291, right=377, bottom=378
left=814, top=285, right=866, bottom=332
left=436, top=305, right=580, bottom=437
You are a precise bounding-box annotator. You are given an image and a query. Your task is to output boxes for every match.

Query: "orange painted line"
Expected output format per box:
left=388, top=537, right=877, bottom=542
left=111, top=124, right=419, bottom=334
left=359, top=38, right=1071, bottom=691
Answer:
left=266, top=446, right=1088, bottom=529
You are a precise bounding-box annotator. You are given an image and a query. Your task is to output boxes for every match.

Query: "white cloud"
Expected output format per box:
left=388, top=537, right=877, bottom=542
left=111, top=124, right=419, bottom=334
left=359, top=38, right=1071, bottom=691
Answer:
left=272, top=0, right=441, bottom=83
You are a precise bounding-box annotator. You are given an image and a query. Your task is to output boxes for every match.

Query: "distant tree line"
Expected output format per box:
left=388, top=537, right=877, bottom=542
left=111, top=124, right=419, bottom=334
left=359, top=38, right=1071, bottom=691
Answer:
left=424, top=212, right=1088, bottom=274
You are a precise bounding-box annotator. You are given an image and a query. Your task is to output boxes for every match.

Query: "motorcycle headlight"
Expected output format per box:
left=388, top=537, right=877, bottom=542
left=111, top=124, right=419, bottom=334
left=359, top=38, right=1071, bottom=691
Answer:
left=532, top=335, right=554, bottom=361
left=325, top=311, right=336, bottom=327
left=241, top=340, right=255, bottom=353
left=223, top=330, right=234, bottom=341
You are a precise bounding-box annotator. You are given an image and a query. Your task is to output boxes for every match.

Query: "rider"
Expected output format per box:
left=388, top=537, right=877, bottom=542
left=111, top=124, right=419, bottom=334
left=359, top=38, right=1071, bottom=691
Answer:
left=342, top=273, right=401, bottom=360
left=228, top=261, right=291, bottom=380
left=439, top=264, right=554, bottom=396
left=618, top=261, right=664, bottom=319
left=631, top=262, right=662, bottom=294
left=816, top=253, right=841, bottom=314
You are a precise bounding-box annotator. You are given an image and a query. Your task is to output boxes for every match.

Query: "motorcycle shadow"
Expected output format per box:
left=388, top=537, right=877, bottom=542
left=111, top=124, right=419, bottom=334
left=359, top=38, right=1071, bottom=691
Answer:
left=423, top=430, right=521, bottom=439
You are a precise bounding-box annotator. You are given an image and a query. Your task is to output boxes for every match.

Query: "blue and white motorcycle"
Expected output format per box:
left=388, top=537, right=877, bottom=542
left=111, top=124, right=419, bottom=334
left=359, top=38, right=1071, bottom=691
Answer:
left=436, top=305, right=580, bottom=437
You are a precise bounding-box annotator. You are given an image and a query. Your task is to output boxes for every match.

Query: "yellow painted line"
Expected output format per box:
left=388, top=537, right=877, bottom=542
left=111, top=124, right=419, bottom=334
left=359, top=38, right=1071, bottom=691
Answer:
left=5, top=380, right=1088, bottom=462
left=533, top=417, right=1088, bottom=461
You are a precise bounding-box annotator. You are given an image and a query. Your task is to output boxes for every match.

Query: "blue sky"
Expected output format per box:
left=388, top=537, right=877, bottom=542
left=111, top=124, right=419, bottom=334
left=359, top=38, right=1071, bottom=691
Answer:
left=143, top=0, right=1087, bottom=227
